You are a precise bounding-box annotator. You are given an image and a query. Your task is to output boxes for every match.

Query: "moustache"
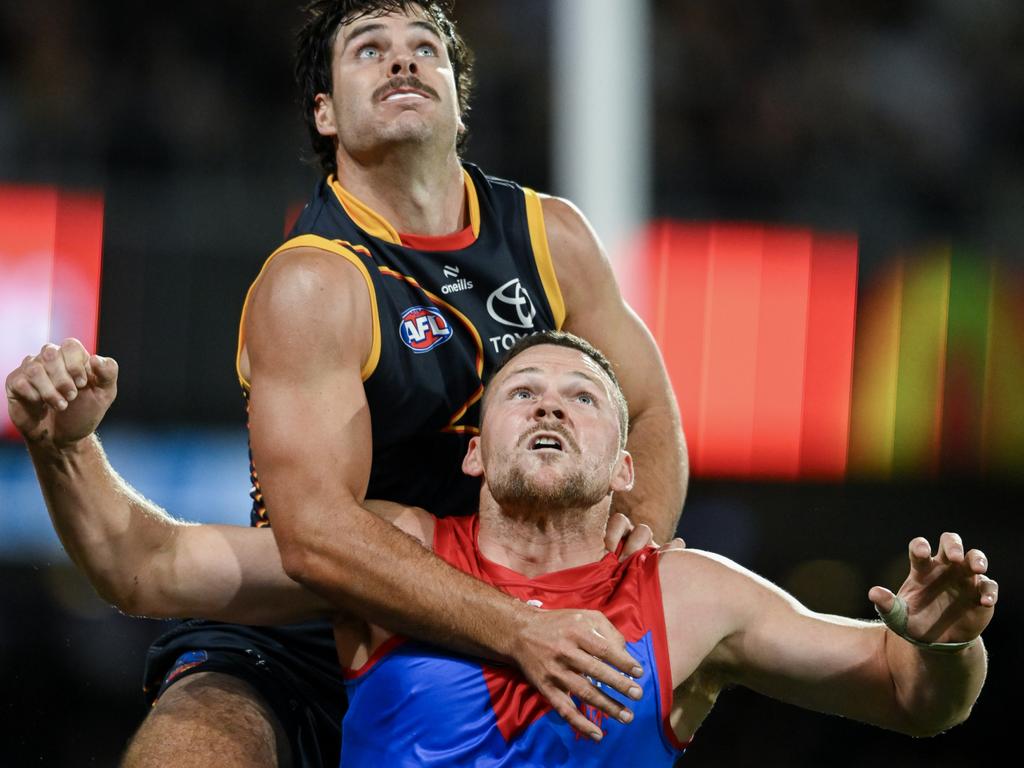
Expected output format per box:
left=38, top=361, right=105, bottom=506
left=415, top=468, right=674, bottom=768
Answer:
left=374, top=75, right=440, bottom=102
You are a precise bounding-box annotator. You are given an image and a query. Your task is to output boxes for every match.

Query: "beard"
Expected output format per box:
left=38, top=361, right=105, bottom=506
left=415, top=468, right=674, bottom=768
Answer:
left=488, top=461, right=608, bottom=517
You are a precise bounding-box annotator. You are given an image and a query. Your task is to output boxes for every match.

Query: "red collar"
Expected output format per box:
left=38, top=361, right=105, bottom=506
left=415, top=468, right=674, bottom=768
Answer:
left=399, top=223, right=476, bottom=252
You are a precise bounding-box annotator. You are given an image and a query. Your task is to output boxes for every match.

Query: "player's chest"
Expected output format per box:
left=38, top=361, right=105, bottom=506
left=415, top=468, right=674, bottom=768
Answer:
left=368, top=243, right=555, bottom=364
left=360, top=246, right=558, bottom=436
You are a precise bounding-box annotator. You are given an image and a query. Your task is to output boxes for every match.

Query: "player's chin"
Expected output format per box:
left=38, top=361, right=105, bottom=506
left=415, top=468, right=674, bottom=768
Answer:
left=380, top=101, right=429, bottom=116
left=525, top=460, right=577, bottom=490
left=377, top=117, right=435, bottom=143
left=524, top=449, right=571, bottom=469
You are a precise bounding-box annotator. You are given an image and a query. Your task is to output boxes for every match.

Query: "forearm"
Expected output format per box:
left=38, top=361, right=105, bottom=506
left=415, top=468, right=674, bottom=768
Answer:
left=28, top=435, right=330, bottom=623
left=610, top=405, right=687, bottom=541
left=27, top=434, right=178, bottom=610
left=161, top=525, right=332, bottom=624
left=279, top=505, right=530, bottom=661
left=883, top=629, right=988, bottom=736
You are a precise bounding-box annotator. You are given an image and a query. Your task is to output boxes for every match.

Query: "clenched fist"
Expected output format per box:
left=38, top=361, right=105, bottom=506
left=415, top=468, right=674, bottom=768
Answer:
left=5, top=338, right=118, bottom=449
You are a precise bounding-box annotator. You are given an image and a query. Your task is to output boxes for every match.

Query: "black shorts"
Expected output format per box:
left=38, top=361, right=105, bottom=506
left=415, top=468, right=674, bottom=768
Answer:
left=144, top=619, right=346, bottom=768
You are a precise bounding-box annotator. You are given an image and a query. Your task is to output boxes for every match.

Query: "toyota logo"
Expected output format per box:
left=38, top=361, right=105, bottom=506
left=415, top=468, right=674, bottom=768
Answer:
left=486, top=278, right=537, bottom=330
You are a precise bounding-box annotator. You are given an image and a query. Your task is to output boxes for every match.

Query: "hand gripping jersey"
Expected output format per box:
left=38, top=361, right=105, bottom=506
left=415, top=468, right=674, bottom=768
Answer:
left=341, top=516, right=689, bottom=766
left=237, top=164, right=565, bottom=522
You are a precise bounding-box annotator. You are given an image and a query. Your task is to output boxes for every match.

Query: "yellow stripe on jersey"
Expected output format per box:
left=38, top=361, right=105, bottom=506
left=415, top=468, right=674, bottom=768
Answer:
left=327, top=176, right=402, bottom=244
left=327, top=171, right=482, bottom=245
left=236, top=234, right=382, bottom=388
left=523, top=189, right=566, bottom=329
left=462, top=168, right=482, bottom=239
left=444, top=423, right=482, bottom=436
left=378, top=265, right=485, bottom=433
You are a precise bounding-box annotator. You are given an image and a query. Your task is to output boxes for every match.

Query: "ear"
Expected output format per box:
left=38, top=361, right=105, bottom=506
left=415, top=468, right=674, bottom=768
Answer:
left=314, top=93, right=338, bottom=137
left=462, top=435, right=484, bottom=477
left=610, top=450, right=634, bottom=493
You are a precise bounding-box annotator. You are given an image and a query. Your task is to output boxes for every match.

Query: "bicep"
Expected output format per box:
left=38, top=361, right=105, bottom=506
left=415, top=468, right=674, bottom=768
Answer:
left=243, top=249, right=375, bottom=544
left=709, top=558, right=901, bottom=727
left=248, top=362, right=372, bottom=506
left=156, top=524, right=331, bottom=624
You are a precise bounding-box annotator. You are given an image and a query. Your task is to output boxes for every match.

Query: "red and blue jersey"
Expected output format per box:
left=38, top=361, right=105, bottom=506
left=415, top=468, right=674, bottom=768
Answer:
left=340, top=516, right=689, bottom=766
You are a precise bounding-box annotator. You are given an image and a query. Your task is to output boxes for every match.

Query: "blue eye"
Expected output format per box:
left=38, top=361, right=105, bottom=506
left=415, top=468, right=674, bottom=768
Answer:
left=577, top=393, right=595, bottom=406
left=511, top=388, right=533, bottom=400
left=358, top=46, right=380, bottom=59
left=416, top=44, right=437, bottom=57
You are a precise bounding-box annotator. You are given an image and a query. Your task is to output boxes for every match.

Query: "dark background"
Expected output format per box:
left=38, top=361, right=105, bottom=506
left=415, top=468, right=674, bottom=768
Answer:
left=1, top=1, right=1020, bottom=765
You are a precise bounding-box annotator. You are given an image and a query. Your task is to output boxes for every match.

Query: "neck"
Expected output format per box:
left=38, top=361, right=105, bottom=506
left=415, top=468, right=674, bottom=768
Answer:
left=476, top=492, right=611, bottom=579
left=334, top=144, right=466, bottom=236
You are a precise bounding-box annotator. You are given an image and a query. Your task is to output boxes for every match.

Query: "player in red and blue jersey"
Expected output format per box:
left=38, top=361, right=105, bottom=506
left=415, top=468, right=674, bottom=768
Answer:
left=339, top=513, right=688, bottom=766
left=8, top=332, right=996, bottom=766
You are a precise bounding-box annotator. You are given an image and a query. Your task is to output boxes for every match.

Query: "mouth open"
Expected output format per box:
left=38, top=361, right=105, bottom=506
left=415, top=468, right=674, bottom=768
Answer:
left=531, top=436, right=563, bottom=451
left=383, top=90, right=429, bottom=103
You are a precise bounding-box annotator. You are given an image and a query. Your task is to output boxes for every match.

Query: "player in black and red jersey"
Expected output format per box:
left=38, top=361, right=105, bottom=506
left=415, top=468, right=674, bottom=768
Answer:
left=8, top=3, right=688, bottom=766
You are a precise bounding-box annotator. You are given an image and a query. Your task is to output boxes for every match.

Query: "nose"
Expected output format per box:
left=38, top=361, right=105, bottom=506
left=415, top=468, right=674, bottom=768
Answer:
left=532, top=391, right=565, bottom=422
left=390, top=54, right=418, bottom=76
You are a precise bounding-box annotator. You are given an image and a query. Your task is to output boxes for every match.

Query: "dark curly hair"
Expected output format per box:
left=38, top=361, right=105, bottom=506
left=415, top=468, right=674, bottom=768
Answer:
left=296, top=0, right=475, bottom=177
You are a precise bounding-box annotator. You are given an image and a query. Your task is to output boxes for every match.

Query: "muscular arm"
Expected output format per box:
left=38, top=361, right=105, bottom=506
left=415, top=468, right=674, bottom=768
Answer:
left=663, top=546, right=990, bottom=737
left=7, top=343, right=329, bottom=624
left=29, top=438, right=329, bottom=624
left=246, top=248, right=517, bottom=644
left=542, top=197, right=687, bottom=540
left=243, top=247, right=643, bottom=737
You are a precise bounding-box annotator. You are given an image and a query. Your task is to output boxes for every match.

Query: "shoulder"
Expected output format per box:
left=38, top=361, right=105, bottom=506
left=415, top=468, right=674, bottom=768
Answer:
left=251, top=246, right=371, bottom=326
left=535, top=195, right=620, bottom=319
left=657, top=548, right=775, bottom=634
left=538, top=195, right=600, bottom=257
left=253, top=245, right=368, bottom=309
left=659, top=548, right=775, bottom=600
left=245, top=245, right=374, bottom=363
left=657, top=547, right=742, bottom=587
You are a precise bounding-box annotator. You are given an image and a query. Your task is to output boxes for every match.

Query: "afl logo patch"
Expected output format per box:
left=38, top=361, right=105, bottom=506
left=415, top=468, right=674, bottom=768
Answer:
left=399, top=306, right=453, bottom=353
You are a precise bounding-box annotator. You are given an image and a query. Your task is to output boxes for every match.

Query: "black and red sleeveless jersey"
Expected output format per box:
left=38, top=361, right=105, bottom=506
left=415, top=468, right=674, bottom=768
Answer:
left=237, top=163, right=565, bottom=523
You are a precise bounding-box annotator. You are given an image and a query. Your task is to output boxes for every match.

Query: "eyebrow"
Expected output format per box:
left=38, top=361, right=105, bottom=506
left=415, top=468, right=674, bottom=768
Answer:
left=342, top=19, right=443, bottom=51
left=505, top=367, right=604, bottom=389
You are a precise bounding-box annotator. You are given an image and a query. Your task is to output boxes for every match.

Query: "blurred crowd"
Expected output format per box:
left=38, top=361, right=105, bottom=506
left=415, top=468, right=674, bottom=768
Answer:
left=652, top=0, right=1024, bottom=261
left=1, top=1, right=1021, bottom=426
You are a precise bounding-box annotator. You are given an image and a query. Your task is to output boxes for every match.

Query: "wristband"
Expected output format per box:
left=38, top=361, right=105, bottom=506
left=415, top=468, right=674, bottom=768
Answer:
left=875, top=596, right=976, bottom=654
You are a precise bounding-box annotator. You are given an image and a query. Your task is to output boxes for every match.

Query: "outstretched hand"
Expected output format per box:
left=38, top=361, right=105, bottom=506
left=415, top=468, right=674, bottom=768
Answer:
left=5, top=339, right=118, bottom=449
left=869, top=532, right=997, bottom=645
